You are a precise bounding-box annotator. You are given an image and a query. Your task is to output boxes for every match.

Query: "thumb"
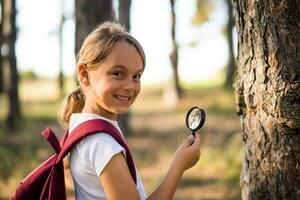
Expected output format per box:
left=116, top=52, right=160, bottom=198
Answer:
left=184, top=134, right=195, bottom=147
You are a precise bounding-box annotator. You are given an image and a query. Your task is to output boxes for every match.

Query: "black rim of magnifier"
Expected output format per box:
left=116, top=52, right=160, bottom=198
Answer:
left=186, top=106, right=206, bottom=135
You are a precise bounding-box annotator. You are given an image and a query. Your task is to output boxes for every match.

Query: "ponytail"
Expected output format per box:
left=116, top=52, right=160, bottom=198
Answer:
left=58, top=86, right=85, bottom=129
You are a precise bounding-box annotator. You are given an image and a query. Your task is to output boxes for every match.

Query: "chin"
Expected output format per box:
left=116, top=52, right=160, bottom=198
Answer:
left=111, top=106, right=130, bottom=115
left=116, top=109, right=130, bottom=115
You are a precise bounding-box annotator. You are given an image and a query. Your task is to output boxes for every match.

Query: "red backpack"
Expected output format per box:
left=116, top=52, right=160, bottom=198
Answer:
left=10, top=119, right=136, bottom=200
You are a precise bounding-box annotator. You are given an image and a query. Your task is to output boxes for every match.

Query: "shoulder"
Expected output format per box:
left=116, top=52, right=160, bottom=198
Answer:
left=69, top=113, right=123, bottom=137
left=80, top=132, right=124, bottom=154
left=74, top=132, right=125, bottom=176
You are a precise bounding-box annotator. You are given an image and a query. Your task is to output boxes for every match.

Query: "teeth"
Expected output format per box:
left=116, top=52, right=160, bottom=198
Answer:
left=115, top=95, right=130, bottom=101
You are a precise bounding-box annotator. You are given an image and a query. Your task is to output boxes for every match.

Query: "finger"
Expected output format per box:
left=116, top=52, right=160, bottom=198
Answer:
left=184, top=134, right=195, bottom=146
left=192, top=134, right=201, bottom=148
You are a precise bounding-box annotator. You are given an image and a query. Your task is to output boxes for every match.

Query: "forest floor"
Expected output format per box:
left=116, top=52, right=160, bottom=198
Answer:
left=0, top=78, right=242, bottom=200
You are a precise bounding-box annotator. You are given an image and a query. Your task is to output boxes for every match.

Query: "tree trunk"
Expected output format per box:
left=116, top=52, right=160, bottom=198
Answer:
left=118, top=0, right=131, bottom=30
left=169, top=0, right=182, bottom=99
left=75, top=0, right=114, bottom=55
left=233, top=0, right=300, bottom=199
left=2, top=0, right=20, bottom=129
left=0, top=1, right=4, bottom=94
left=58, top=0, right=65, bottom=97
left=224, top=0, right=235, bottom=88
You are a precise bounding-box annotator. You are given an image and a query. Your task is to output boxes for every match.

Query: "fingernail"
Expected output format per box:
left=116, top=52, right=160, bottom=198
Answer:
left=188, top=134, right=194, bottom=139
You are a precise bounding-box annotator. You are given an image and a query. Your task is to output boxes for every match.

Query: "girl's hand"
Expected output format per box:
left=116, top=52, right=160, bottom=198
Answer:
left=172, top=134, right=201, bottom=173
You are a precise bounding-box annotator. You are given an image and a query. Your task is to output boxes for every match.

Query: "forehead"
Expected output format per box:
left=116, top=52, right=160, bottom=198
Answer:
left=104, top=41, right=144, bottom=70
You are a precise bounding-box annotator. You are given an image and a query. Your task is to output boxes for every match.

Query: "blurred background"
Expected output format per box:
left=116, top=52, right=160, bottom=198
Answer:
left=0, top=0, right=242, bottom=199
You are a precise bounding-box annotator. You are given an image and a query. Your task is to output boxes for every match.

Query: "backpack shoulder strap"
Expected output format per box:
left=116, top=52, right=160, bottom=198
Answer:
left=57, top=118, right=137, bottom=184
left=41, top=128, right=61, bottom=155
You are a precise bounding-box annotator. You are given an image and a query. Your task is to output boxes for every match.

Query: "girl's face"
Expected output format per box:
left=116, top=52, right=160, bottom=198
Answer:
left=80, top=41, right=144, bottom=120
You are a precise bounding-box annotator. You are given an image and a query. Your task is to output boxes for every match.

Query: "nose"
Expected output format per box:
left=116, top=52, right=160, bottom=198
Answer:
left=123, top=78, right=136, bottom=91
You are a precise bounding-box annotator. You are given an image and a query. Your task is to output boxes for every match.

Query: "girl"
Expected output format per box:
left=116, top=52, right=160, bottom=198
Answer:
left=59, top=21, right=201, bottom=200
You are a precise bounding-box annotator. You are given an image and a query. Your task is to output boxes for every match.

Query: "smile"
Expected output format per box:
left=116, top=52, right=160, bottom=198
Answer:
left=114, top=95, right=131, bottom=102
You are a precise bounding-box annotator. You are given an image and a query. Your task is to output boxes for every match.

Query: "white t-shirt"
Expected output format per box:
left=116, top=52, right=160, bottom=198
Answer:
left=68, top=113, right=147, bottom=200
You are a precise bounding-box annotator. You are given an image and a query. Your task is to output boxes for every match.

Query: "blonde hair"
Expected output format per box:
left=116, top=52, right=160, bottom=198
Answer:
left=58, top=21, right=146, bottom=129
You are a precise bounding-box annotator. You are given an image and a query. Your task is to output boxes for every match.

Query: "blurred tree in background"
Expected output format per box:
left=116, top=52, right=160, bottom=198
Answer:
left=224, top=0, right=235, bottom=88
left=233, top=0, right=300, bottom=199
left=58, top=0, right=66, bottom=97
left=193, top=0, right=236, bottom=88
left=168, top=0, right=183, bottom=103
left=0, top=0, right=3, bottom=94
left=118, top=0, right=131, bottom=31
left=162, top=0, right=184, bottom=108
left=75, top=0, right=114, bottom=54
left=1, top=0, right=20, bottom=129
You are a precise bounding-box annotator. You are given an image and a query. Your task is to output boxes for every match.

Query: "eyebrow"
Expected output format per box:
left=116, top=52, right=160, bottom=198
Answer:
left=110, top=64, right=144, bottom=73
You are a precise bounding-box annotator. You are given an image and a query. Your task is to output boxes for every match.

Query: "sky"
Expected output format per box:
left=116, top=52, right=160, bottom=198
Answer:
left=15, top=0, right=230, bottom=84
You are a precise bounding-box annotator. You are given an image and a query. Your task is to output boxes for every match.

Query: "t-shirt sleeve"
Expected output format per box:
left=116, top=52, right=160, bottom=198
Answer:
left=79, top=132, right=125, bottom=177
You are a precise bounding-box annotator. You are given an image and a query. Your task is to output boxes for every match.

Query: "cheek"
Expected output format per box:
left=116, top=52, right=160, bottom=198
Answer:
left=136, top=83, right=141, bottom=95
left=91, top=76, right=109, bottom=91
left=89, top=79, right=108, bottom=100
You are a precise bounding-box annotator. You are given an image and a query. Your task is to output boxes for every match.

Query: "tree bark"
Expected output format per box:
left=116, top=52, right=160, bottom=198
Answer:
left=3, top=0, right=20, bottom=129
left=233, top=0, right=300, bottom=199
left=224, top=0, right=236, bottom=88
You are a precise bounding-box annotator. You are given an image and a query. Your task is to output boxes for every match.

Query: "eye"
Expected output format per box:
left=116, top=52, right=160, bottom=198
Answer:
left=133, top=73, right=142, bottom=81
left=112, top=71, right=124, bottom=78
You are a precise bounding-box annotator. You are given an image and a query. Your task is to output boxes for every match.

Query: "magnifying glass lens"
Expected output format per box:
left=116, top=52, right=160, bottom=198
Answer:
left=186, top=107, right=205, bottom=135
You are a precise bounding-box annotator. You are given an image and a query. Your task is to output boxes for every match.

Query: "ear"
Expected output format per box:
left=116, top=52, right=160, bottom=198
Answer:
left=77, top=64, right=90, bottom=87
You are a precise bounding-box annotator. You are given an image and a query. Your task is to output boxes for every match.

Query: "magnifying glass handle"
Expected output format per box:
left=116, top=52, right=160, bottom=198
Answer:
left=191, top=131, right=195, bottom=137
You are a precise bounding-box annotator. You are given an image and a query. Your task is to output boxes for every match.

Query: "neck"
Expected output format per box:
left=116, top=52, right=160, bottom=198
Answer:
left=81, top=102, right=117, bottom=121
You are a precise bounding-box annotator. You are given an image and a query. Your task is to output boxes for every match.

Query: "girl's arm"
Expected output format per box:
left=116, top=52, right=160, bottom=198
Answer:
left=100, top=153, right=140, bottom=200
left=63, top=158, right=69, bottom=169
left=100, top=134, right=201, bottom=200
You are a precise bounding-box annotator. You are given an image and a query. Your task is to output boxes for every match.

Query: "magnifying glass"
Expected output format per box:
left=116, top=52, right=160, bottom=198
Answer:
left=186, top=106, right=206, bottom=136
